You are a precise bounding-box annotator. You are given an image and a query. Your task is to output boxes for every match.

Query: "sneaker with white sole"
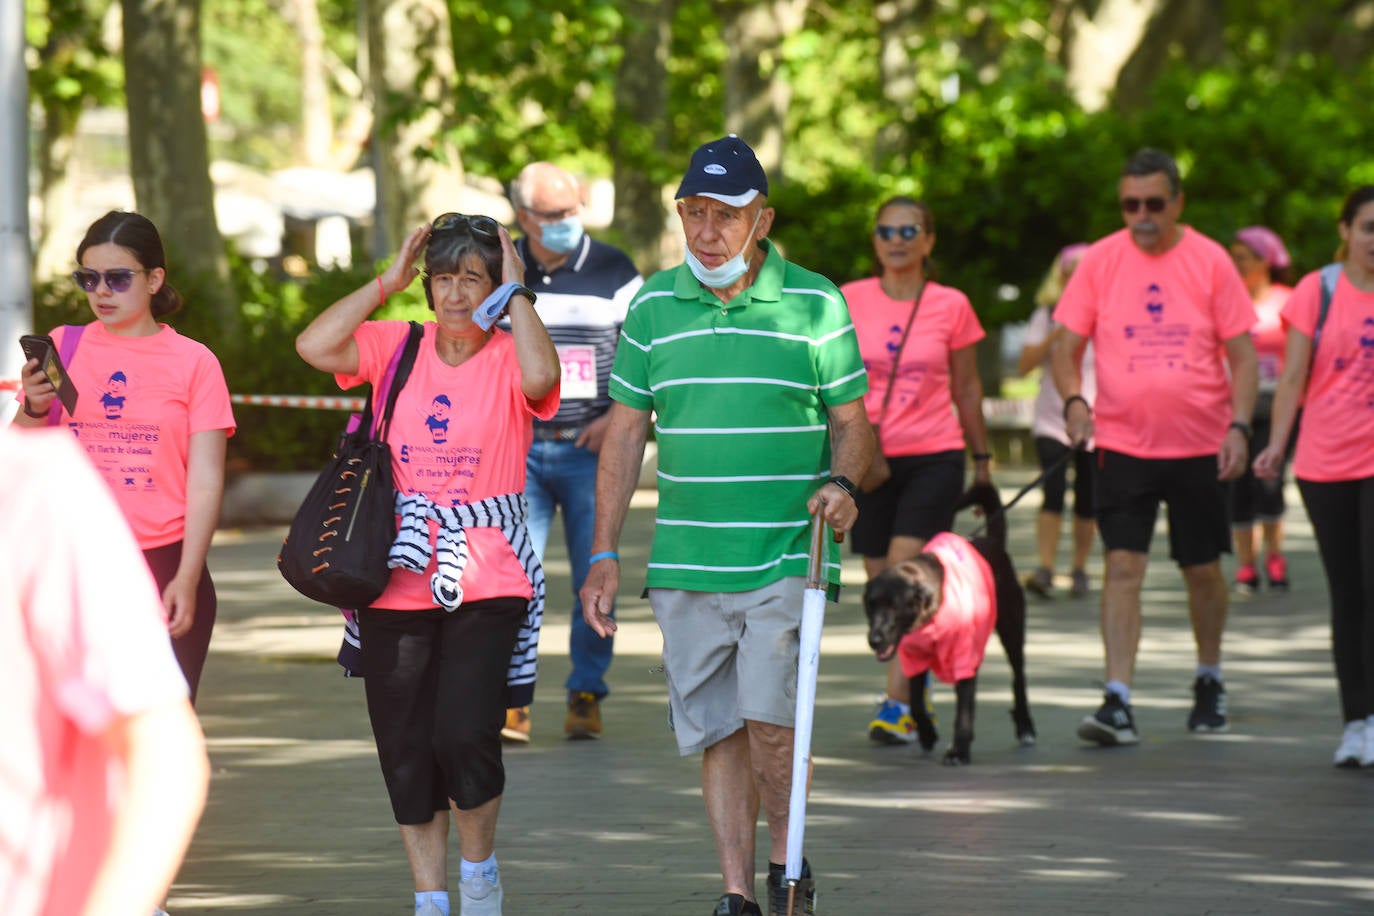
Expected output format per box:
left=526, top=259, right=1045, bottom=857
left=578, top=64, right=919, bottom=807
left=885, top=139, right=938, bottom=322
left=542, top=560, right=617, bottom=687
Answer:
left=1334, top=719, right=1365, bottom=768
left=459, top=870, right=503, bottom=916
left=1187, top=676, right=1229, bottom=733
left=867, top=696, right=916, bottom=745
left=1077, top=691, right=1139, bottom=746
left=415, top=902, right=445, bottom=916
left=1363, top=716, right=1374, bottom=768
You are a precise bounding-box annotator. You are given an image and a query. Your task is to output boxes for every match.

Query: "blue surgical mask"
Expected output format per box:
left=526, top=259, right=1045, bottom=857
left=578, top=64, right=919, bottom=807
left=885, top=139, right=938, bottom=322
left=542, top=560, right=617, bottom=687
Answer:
left=684, top=208, right=763, bottom=289
left=539, top=216, right=584, bottom=254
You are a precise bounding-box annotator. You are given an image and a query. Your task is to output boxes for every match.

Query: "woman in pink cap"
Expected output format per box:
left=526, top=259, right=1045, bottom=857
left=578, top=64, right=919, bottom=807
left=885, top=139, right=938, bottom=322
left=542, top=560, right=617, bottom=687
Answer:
left=1228, top=226, right=1295, bottom=594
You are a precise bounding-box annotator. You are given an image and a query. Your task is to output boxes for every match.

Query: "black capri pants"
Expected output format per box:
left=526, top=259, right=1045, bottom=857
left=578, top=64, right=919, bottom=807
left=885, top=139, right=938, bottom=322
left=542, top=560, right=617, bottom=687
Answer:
left=359, top=597, right=526, bottom=823
left=1033, top=436, right=1096, bottom=519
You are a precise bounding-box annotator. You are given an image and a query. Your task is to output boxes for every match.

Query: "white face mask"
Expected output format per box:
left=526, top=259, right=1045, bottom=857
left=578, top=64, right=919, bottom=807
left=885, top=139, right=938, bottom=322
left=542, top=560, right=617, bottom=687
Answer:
left=684, top=208, right=763, bottom=289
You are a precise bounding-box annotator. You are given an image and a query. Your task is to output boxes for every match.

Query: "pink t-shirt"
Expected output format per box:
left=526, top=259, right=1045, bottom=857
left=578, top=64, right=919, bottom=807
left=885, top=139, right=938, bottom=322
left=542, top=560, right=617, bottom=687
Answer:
left=843, top=277, right=985, bottom=457
left=1251, top=284, right=1292, bottom=393
left=0, top=428, right=189, bottom=916
left=1053, top=228, right=1256, bottom=458
left=1283, top=270, right=1374, bottom=482
left=29, top=322, right=236, bottom=549
left=337, top=321, right=559, bottom=609
left=897, top=532, right=998, bottom=684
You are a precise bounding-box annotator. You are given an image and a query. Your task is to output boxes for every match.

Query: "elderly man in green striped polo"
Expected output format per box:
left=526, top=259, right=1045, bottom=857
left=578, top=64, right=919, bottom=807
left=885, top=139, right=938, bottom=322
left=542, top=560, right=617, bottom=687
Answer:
left=579, top=134, right=875, bottom=916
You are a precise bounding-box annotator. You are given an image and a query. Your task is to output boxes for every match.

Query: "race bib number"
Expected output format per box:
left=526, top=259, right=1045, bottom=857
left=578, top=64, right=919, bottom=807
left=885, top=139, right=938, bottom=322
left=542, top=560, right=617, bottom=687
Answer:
left=558, top=345, right=597, bottom=399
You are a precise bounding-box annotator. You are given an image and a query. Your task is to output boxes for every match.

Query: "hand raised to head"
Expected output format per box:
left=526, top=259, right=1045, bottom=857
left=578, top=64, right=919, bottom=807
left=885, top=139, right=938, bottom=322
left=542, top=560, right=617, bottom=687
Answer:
left=379, top=223, right=431, bottom=297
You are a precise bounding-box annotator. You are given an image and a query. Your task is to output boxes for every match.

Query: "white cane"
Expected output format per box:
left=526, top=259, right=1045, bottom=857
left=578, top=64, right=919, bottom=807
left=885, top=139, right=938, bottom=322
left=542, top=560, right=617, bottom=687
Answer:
left=785, top=510, right=831, bottom=915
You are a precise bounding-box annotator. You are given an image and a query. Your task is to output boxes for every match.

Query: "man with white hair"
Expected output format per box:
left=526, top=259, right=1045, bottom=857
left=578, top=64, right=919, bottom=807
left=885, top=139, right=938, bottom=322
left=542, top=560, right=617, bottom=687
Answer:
left=580, top=135, right=874, bottom=916
left=501, top=162, right=642, bottom=742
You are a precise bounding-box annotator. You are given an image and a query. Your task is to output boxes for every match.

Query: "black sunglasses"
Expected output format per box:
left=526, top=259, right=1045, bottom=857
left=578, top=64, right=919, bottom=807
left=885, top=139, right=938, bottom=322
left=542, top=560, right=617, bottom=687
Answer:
left=73, top=268, right=147, bottom=293
left=875, top=224, right=922, bottom=241
left=432, top=213, right=500, bottom=239
left=1120, top=196, right=1168, bottom=214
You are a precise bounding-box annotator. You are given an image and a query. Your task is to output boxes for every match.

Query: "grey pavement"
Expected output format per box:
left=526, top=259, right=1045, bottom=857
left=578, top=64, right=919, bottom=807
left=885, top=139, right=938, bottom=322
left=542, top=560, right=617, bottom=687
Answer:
left=171, top=468, right=1374, bottom=915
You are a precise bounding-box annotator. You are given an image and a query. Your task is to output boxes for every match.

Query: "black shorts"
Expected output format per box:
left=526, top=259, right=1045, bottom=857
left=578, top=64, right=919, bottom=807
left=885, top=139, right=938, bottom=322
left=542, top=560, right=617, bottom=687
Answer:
left=1095, top=449, right=1230, bottom=566
left=359, top=598, right=526, bottom=823
left=852, top=450, right=965, bottom=558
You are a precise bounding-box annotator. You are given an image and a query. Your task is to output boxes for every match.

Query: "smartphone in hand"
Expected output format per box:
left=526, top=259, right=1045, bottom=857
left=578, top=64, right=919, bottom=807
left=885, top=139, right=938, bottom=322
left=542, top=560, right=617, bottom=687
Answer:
left=19, top=334, right=79, bottom=416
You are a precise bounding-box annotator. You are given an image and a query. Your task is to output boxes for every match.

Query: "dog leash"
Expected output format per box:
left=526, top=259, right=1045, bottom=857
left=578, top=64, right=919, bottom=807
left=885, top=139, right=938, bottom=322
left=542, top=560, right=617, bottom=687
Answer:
left=967, top=446, right=1079, bottom=538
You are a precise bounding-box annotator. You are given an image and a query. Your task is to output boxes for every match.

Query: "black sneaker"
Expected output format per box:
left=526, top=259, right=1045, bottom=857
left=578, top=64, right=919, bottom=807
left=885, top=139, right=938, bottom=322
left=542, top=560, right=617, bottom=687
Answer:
left=767, top=860, right=815, bottom=916
left=1187, top=675, right=1229, bottom=733
left=1077, top=691, right=1139, bottom=746
left=714, top=894, right=762, bottom=916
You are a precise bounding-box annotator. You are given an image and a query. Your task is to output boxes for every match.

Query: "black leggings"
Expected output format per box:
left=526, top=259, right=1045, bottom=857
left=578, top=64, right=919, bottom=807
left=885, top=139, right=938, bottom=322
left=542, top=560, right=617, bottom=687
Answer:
left=359, top=598, right=526, bottom=823
left=1297, top=477, right=1374, bottom=723
left=142, top=541, right=217, bottom=704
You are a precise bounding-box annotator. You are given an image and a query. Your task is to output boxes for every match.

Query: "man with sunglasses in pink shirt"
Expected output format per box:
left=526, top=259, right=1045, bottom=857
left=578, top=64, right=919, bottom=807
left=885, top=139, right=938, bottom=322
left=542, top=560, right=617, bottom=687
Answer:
left=1050, top=148, right=1258, bottom=747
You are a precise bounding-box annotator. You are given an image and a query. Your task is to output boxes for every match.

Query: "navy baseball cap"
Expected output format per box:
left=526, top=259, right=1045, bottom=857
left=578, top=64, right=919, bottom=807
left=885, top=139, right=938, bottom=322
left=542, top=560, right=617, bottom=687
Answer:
left=675, top=134, right=768, bottom=207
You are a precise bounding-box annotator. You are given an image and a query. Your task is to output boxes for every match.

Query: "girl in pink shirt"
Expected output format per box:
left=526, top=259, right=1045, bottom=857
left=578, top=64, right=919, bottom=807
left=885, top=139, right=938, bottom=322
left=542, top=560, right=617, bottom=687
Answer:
left=841, top=196, right=993, bottom=748
left=16, top=211, right=235, bottom=705
left=297, top=213, right=559, bottom=916
left=1228, top=226, right=1295, bottom=593
left=1255, top=186, right=1374, bottom=768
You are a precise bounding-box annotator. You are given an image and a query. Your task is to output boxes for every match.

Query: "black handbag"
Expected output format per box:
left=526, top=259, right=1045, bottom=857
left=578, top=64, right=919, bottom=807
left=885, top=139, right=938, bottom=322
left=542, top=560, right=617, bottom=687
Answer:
left=278, top=322, right=423, bottom=607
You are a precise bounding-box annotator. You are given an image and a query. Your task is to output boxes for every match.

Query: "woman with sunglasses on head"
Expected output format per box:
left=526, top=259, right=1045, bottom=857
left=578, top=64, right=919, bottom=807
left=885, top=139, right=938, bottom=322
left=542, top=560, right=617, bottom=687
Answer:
left=1227, top=226, right=1296, bottom=595
left=1255, top=186, right=1374, bottom=768
left=840, top=196, right=994, bottom=748
left=15, top=210, right=235, bottom=708
left=296, top=213, right=559, bottom=916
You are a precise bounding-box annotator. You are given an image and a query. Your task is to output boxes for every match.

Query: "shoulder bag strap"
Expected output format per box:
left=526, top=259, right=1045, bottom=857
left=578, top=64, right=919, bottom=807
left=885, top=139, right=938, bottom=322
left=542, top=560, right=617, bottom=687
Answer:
left=872, top=282, right=928, bottom=429
left=46, top=324, right=85, bottom=427
left=372, top=321, right=424, bottom=442
left=1314, top=263, right=1342, bottom=352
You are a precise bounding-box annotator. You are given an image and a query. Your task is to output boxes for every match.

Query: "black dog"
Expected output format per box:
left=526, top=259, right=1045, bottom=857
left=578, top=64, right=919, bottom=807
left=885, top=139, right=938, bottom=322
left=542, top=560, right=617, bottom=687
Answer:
left=863, top=482, right=1036, bottom=765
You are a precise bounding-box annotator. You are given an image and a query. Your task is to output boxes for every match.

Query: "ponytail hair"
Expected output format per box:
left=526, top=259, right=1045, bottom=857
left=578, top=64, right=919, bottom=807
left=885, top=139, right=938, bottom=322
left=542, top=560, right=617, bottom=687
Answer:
left=76, top=211, right=184, bottom=317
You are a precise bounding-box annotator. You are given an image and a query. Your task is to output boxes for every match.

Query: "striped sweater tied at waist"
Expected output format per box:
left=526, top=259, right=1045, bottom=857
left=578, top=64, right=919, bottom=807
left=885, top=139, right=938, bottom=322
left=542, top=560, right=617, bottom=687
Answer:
left=389, top=490, right=544, bottom=705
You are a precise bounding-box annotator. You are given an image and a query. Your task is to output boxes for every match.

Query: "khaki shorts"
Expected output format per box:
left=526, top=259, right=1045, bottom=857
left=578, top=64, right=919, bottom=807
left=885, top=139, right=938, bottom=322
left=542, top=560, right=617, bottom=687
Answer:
left=650, top=577, right=806, bottom=755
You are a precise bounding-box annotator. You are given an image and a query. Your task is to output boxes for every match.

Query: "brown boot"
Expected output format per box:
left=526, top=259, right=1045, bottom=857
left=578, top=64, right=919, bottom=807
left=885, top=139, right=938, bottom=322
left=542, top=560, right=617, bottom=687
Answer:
left=564, top=692, right=602, bottom=740
left=501, top=706, right=530, bottom=743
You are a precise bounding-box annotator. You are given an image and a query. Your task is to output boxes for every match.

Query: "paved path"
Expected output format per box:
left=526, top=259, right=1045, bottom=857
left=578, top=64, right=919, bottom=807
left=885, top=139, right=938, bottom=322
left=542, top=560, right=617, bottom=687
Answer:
left=171, top=471, right=1374, bottom=915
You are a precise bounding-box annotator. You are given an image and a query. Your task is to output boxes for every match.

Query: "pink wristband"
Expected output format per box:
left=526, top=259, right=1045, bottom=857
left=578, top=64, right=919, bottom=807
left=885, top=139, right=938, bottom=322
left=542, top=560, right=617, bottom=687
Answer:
left=377, top=275, right=386, bottom=304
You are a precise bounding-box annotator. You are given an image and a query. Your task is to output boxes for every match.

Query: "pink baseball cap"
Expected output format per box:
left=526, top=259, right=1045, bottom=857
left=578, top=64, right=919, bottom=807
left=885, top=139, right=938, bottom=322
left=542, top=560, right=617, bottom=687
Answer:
left=1234, top=226, right=1291, bottom=270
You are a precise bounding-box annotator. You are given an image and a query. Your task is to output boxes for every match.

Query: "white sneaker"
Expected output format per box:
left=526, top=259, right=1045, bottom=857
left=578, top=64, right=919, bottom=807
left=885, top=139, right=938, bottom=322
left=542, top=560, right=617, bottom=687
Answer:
left=1334, top=719, right=1365, bottom=767
left=459, top=871, right=503, bottom=916
left=154, top=908, right=171, bottom=916
left=415, top=902, right=445, bottom=916
left=1363, top=716, right=1374, bottom=768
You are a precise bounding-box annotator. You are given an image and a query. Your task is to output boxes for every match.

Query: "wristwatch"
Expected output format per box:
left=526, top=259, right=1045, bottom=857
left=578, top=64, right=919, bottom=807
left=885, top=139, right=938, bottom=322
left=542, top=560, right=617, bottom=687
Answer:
left=1228, top=420, right=1253, bottom=439
left=828, top=475, right=858, bottom=499
left=510, top=284, right=538, bottom=305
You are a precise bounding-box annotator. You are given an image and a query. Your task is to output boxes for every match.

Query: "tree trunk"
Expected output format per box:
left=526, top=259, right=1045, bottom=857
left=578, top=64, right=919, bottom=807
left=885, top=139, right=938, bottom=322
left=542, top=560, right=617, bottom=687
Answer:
left=873, top=0, right=931, bottom=169
left=366, top=0, right=463, bottom=255
left=716, top=0, right=809, bottom=188
left=1062, top=0, right=1165, bottom=112
left=33, top=87, right=81, bottom=281
left=289, top=0, right=333, bottom=166
left=1113, top=0, right=1224, bottom=112
left=611, top=0, right=675, bottom=274
left=121, top=0, right=235, bottom=330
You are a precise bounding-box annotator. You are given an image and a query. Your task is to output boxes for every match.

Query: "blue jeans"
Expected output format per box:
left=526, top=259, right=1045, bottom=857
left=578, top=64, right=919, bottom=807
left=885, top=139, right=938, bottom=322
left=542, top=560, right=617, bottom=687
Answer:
left=525, top=438, right=613, bottom=698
